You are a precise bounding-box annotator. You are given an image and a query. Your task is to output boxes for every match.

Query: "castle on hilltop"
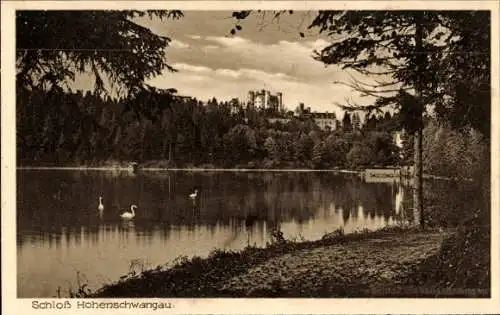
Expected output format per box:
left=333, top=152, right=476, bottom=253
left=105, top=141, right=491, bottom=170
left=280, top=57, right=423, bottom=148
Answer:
left=247, top=89, right=284, bottom=114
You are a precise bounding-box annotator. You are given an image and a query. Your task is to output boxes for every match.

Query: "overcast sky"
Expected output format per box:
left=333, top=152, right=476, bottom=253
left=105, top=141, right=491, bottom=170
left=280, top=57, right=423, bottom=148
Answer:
left=147, top=11, right=381, bottom=116
left=75, top=11, right=379, bottom=116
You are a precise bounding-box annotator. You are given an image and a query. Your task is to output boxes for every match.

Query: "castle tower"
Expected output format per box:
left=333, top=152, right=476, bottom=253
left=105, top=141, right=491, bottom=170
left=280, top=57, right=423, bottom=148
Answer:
left=277, top=92, right=283, bottom=112
left=247, top=91, right=255, bottom=108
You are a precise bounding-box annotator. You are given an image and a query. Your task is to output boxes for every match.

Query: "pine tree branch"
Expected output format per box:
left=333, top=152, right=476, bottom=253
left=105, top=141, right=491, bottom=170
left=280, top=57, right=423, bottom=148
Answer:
left=334, top=73, right=411, bottom=99
left=334, top=97, right=386, bottom=115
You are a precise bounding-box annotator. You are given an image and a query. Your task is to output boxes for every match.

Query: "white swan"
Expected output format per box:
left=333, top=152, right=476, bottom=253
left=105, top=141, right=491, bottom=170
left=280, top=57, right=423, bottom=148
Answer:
left=98, top=196, right=104, bottom=211
left=120, top=205, right=137, bottom=219
left=189, top=189, right=198, bottom=200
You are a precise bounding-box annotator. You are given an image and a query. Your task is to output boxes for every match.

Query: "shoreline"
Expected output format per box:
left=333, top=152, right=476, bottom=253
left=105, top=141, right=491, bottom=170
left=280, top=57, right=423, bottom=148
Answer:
left=16, top=166, right=361, bottom=173
left=85, top=225, right=488, bottom=298
left=17, top=166, right=470, bottom=181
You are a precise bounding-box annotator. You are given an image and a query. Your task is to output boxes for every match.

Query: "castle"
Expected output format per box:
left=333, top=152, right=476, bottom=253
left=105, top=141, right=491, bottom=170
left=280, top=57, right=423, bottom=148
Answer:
left=245, top=90, right=337, bottom=131
left=247, top=89, right=284, bottom=113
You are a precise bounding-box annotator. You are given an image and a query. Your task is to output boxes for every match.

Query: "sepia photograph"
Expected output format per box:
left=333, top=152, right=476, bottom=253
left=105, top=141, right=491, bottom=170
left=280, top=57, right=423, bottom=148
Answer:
left=2, top=0, right=499, bottom=313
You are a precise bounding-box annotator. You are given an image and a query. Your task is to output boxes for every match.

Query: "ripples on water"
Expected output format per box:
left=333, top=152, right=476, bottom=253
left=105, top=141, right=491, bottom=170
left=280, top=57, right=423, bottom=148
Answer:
left=17, top=169, right=476, bottom=297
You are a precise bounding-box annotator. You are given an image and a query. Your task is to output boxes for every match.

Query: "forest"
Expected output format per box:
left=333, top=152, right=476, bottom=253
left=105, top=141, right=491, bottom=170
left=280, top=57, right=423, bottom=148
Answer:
left=17, top=85, right=487, bottom=182
left=16, top=10, right=490, bottom=181
left=16, top=86, right=402, bottom=168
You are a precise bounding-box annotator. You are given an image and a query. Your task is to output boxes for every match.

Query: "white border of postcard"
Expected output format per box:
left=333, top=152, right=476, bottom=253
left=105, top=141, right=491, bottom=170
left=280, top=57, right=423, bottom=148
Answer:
left=2, top=1, right=500, bottom=314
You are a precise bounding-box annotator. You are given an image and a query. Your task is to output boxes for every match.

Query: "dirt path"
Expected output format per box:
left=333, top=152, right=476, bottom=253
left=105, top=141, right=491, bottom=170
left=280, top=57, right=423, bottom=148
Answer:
left=219, top=232, right=447, bottom=297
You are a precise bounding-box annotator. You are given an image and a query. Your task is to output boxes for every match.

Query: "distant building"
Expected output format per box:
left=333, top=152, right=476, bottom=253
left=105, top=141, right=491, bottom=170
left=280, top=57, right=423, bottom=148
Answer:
left=229, top=97, right=243, bottom=115
left=247, top=89, right=284, bottom=113
left=295, top=102, right=309, bottom=116
left=311, top=112, right=337, bottom=131
left=295, top=103, right=337, bottom=131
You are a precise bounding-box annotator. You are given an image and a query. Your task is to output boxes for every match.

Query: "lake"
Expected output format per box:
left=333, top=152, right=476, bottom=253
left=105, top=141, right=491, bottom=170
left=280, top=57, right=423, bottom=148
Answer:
left=17, top=169, right=456, bottom=298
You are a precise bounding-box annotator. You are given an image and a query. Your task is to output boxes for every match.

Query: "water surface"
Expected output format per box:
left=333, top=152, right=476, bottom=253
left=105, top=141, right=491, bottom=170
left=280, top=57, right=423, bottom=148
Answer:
left=18, top=170, right=421, bottom=297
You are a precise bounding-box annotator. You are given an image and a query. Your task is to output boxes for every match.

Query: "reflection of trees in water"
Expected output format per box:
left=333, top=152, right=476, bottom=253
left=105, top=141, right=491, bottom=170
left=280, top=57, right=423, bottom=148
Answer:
left=158, top=173, right=319, bottom=226
left=391, top=184, right=417, bottom=226
left=190, top=172, right=400, bottom=228
left=17, top=171, right=419, bottom=247
left=322, top=176, right=397, bottom=225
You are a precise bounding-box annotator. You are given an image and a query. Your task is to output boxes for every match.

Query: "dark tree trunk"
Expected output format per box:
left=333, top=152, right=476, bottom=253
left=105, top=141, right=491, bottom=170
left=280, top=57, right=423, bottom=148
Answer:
left=414, top=12, right=425, bottom=228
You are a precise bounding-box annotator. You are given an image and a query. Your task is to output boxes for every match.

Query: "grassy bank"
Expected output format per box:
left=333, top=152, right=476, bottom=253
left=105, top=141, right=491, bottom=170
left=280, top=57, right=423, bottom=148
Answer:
left=81, top=224, right=489, bottom=298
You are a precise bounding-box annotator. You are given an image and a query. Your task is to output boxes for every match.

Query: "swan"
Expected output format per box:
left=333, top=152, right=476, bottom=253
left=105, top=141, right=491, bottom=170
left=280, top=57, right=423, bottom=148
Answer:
left=120, top=205, right=137, bottom=219
left=189, top=189, right=198, bottom=200
left=98, top=196, right=104, bottom=211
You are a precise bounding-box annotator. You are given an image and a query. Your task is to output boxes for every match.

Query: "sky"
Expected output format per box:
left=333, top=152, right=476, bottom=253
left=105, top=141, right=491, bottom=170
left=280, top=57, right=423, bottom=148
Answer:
left=141, top=11, right=381, bottom=117
left=74, top=11, right=380, bottom=117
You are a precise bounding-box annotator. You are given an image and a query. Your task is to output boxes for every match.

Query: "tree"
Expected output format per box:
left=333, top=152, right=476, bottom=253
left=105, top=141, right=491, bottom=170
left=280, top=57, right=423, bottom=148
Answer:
left=305, top=11, right=431, bottom=227
left=324, top=133, right=352, bottom=168
left=16, top=10, right=183, bottom=95
left=264, top=136, right=279, bottom=165
left=368, top=131, right=400, bottom=165
left=423, top=119, right=489, bottom=180
left=311, top=141, right=326, bottom=169
left=347, top=142, right=374, bottom=168
left=232, top=10, right=489, bottom=228
left=432, top=12, right=490, bottom=138
left=295, top=133, right=314, bottom=165
left=363, top=114, right=379, bottom=131
left=223, top=124, right=257, bottom=165
left=306, top=11, right=489, bottom=228
left=342, top=112, right=352, bottom=132
left=351, top=112, right=361, bottom=131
